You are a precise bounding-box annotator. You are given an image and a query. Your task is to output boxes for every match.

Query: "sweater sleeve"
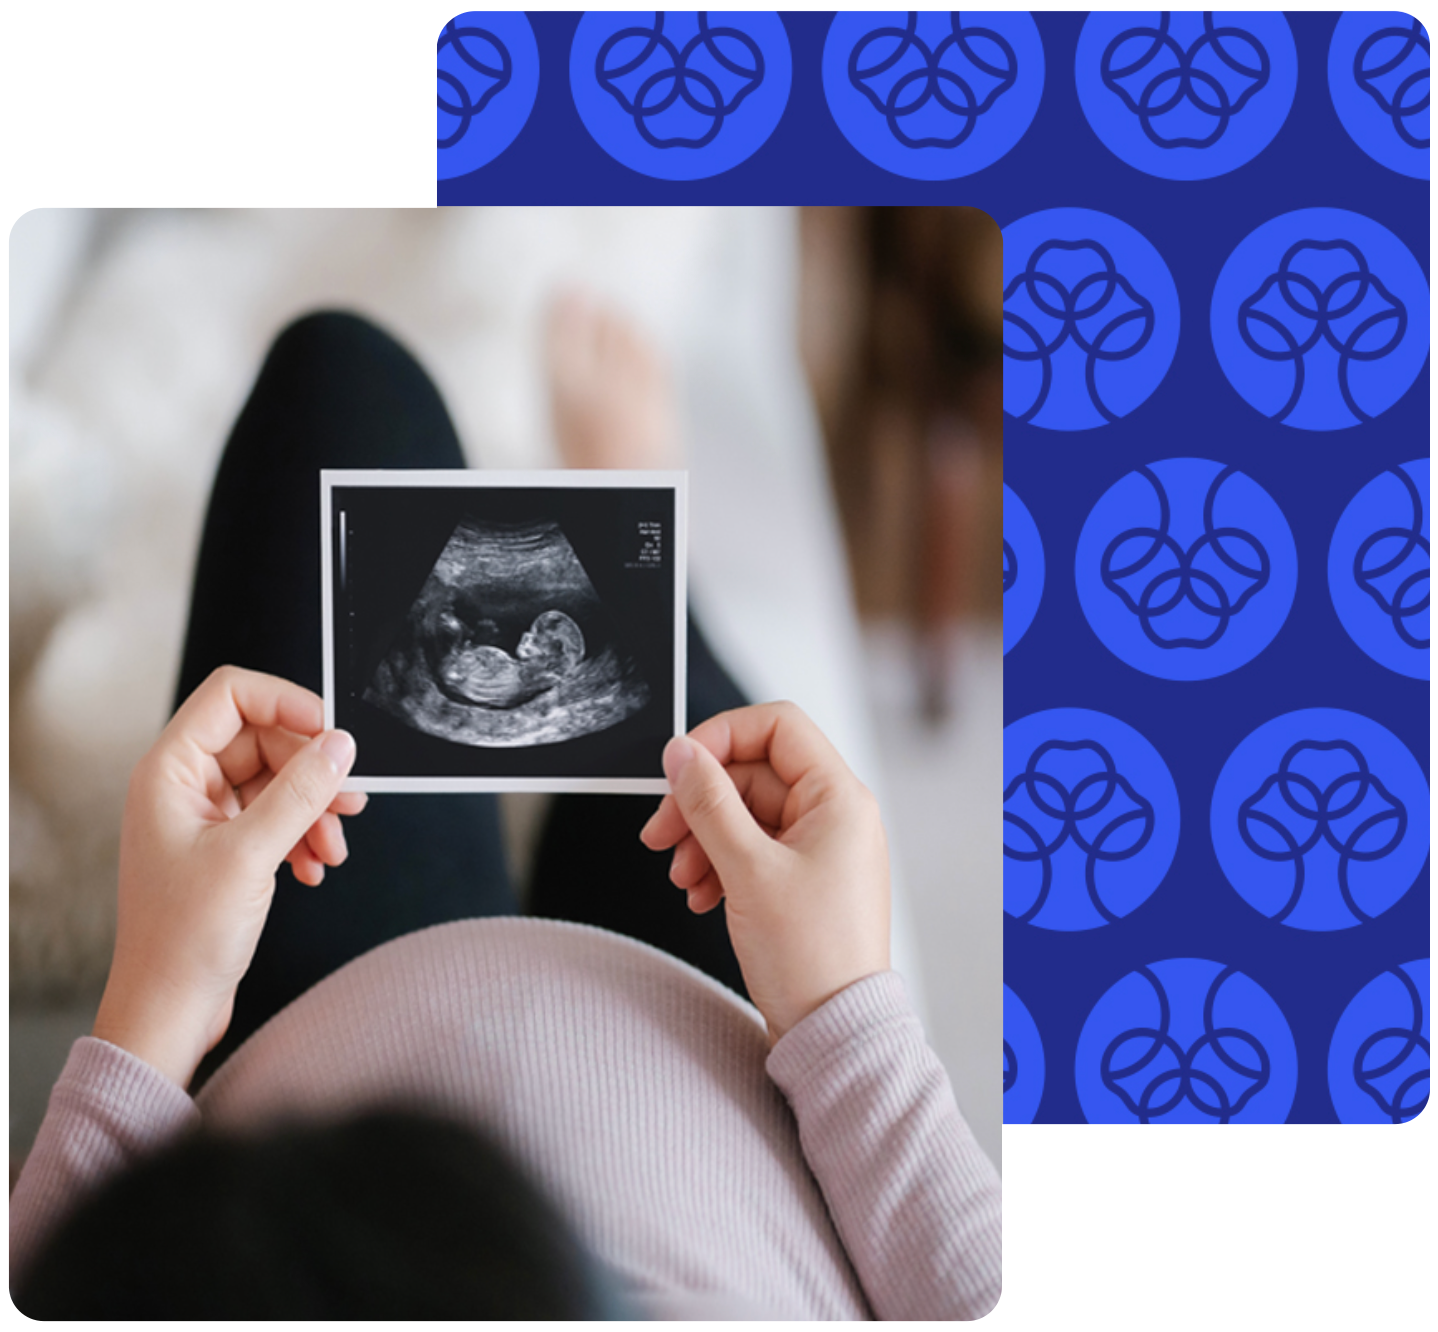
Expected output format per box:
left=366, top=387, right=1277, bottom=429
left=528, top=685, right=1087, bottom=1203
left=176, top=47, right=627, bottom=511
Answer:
left=765, top=971, right=1001, bottom=1320
left=9, top=1037, right=200, bottom=1292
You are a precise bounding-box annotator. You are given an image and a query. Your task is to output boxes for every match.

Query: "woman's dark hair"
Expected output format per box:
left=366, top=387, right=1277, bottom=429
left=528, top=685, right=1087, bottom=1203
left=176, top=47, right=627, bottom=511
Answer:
left=16, top=1107, right=621, bottom=1319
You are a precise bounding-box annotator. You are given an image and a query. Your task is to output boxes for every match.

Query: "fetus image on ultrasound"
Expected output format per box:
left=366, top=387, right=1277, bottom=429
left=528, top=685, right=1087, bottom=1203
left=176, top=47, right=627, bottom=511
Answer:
left=364, top=517, right=651, bottom=747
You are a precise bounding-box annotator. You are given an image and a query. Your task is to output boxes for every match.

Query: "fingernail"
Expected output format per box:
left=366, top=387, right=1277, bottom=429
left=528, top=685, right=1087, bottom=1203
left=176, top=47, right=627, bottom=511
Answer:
left=663, top=736, right=694, bottom=784
left=321, top=730, right=356, bottom=772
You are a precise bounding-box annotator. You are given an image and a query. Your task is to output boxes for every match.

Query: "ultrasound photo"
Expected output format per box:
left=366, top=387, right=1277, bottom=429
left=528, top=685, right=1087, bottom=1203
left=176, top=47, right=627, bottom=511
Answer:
left=322, top=471, right=685, bottom=793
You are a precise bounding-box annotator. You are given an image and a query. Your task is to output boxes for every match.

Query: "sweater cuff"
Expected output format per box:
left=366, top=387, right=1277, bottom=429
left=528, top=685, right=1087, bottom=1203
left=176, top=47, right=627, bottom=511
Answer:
left=8, top=1039, right=200, bottom=1291
left=764, top=971, right=918, bottom=1096
left=51, top=1036, right=201, bottom=1142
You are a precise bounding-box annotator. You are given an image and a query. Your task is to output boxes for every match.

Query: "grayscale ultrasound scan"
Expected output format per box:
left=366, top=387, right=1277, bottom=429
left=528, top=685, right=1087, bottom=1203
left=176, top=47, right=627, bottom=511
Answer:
left=323, top=472, right=685, bottom=793
left=364, top=516, right=652, bottom=747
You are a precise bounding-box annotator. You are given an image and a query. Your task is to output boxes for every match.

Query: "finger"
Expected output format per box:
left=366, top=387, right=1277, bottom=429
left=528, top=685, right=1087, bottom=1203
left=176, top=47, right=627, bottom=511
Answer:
left=304, top=811, right=349, bottom=868
left=640, top=793, right=688, bottom=850
left=689, top=702, right=851, bottom=793
left=286, top=838, right=327, bottom=885
left=285, top=833, right=324, bottom=870
left=642, top=703, right=841, bottom=848
left=725, top=761, right=794, bottom=833
left=230, top=730, right=356, bottom=873
left=255, top=725, right=312, bottom=781
left=222, top=730, right=304, bottom=805
left=235, top=764, right=284, bottom=815
left=213, top=725, right=267, bottom=790
left=668, top=834, right=711, bottom=890
left=208, top=778, right=244, bottom=820
left=643, top=758, right=791, bottom=847
left=215, top=722, right=312, bottom=791
left=166, top=666, right=326, bottom=763
left=686, top=871, right=725, bottom=915
left=662, top=735, right=772, bottom=884
left=331, top=790, right=368, bottom=817
left=241, top=768, right=366, bottom=820
left=256, top=729, right=365, bottom=808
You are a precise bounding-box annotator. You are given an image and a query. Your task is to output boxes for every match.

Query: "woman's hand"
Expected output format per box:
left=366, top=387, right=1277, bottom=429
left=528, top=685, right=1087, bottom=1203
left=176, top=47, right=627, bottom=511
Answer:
left=639, top=702, right=891, bottom=1043
left=91, top=667, right=364, bottom=1088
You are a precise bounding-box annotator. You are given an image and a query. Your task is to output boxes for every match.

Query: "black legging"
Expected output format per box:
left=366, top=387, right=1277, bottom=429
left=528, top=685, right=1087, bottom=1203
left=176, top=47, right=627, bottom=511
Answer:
left=178, top=311, right=748, bottom=1082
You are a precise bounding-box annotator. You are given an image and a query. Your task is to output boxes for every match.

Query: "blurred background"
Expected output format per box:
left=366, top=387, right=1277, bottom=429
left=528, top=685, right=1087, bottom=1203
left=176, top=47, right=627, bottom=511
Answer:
left=9, top=206, right=1001, bottom=1175
left=799, top=206, right=1002, bottom=715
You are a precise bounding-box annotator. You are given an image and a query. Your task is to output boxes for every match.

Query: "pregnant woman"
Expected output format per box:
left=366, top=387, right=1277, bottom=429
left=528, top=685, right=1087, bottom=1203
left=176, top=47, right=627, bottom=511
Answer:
left=9, top=300, right=1000, bottom=1319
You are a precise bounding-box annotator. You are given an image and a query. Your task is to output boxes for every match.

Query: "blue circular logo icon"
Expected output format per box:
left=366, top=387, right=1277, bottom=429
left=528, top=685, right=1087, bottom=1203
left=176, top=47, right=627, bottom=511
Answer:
left=1004, top=483, right=1045, bottom=655
left=1211, top=708, right=1430, bottom=931
left=1329, top=13, right=1429, bottom=180
left=1004, top=983, right=1046, bottom=1123
left=569, top=11, right=792, bottom=180
left=438, top=13, right=541, bottom=180
left=1329, top=959, right=1429, bottom=1123
left=1075, top=12, right=1298, bottom=180
left=1004, top=708, right=1180, bottom=930
left=1330, top=458, right=1429, bottom=680
left=821, top=11, right=1045, bottom=180
left=1003, top=208, right=1180, bottom=430
left=1076, top=958, right=1298, bottom=1123
left=1076, top=458, right=1298, bottom=680
left=1211, top=208, right=1430, bottom=430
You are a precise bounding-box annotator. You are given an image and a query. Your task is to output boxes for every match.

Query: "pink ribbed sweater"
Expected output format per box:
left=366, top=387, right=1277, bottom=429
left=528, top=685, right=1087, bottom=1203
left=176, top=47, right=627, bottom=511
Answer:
left=9, top=917, right=1000, bottom=1318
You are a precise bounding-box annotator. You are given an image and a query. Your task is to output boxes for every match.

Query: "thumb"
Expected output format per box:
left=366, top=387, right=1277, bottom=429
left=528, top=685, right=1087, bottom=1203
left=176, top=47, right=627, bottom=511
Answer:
left=234, top=730, right=356, bottom=872
left=664, top=736, right=769, bottom=880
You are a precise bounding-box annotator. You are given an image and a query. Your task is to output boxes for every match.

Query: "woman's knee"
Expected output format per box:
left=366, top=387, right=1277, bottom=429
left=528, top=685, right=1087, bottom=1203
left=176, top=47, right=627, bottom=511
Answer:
left=264, top=309, right=410, bottom=379
left=248, top=309, right=453, bottom=451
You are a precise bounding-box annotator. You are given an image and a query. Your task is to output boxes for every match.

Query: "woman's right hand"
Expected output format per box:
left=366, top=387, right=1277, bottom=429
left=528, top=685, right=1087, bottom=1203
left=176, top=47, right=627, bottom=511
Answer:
left=639, top=702, right=892, bottom=1043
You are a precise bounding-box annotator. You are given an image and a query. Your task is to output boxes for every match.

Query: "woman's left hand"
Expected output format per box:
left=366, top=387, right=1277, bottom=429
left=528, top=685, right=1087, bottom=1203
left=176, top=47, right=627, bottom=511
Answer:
left=91, top=667, right=364, bottom=1088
